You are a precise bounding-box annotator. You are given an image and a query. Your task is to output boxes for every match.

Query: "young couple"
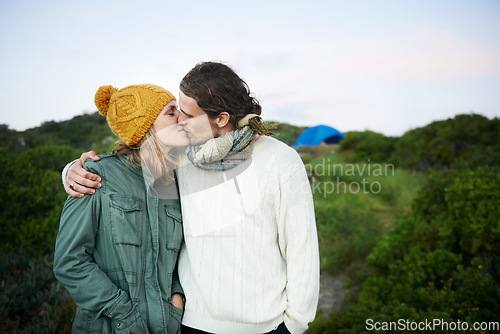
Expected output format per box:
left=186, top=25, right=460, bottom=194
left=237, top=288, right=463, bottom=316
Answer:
left=54, top=61, right=319, bottom=334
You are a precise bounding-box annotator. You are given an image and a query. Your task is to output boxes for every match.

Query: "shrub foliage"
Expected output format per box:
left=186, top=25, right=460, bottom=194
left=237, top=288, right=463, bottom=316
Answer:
left=1, top=112, right=499, bottom=332
left=308, top=166, right=500, bottom=333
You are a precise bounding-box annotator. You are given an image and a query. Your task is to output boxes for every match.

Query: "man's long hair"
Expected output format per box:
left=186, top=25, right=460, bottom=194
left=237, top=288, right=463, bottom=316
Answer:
left=179, top=61, right=262, bottom=126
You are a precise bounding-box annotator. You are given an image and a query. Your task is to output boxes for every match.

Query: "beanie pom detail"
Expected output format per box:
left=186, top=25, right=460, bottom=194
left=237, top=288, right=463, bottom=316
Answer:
left=95, top=85, right=118, bottom=115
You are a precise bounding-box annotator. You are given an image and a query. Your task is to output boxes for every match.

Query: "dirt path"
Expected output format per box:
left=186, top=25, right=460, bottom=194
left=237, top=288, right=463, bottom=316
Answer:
left=317, top=273, right=349, bottom=317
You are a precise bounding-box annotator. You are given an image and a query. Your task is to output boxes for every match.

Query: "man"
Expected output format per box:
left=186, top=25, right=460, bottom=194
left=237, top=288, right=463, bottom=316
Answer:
left=64, top=61, right=319, bottom=334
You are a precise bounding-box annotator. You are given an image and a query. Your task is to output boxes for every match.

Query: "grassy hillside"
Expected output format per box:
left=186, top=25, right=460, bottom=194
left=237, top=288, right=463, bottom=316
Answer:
left=1, top=112, right=499, bottom=332
left=308, top=151, right=425, bottom=276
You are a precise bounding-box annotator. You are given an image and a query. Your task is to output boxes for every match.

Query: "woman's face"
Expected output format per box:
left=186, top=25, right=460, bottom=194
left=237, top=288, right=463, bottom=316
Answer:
left=153, top=100, right=190, bottom=147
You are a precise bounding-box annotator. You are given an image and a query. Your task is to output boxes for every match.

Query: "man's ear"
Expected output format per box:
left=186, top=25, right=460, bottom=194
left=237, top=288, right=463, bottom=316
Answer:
left=215, top=112, right=231, bottom=128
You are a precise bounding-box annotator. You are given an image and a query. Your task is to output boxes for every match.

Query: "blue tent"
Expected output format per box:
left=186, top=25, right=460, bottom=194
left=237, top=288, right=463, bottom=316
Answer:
left=292, top=125, right=345, bottom=148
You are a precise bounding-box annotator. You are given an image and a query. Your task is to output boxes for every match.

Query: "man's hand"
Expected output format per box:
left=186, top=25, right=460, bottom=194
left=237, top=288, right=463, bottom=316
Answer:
left=171, top=293, right=185, bottom=310
left=64, top=151, right=102, bottom=198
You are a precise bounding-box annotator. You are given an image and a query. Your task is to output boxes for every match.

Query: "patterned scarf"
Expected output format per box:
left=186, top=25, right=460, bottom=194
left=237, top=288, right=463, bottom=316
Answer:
left=186, top=126, right=255, bottom=170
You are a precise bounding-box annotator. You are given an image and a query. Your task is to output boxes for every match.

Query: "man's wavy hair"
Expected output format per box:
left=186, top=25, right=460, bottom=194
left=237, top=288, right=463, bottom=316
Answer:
left=179, top=61, right=262, bottom=125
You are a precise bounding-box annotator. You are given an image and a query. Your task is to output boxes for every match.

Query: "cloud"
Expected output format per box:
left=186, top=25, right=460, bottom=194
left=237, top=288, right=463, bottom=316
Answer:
left=272, top=26, right=500, bottom=81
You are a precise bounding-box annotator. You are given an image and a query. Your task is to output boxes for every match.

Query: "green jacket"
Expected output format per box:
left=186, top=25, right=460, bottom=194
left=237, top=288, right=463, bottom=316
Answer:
left=54, top=153, right=184, bottom=333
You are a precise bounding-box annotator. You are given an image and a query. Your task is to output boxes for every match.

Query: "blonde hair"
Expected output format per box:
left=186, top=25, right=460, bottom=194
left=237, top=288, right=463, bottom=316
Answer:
left=113, top=127, right=177, bottom=184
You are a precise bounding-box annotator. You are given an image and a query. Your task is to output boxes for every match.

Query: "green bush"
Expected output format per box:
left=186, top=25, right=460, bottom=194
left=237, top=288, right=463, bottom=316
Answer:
left=273, top=122, right=308, bottom=146
left=20, top=112, right=116, bottom=152
left=309, top=153, right=425, bottom=275
left=0, top=252, right=75, bottom=333
left=339, top=131, right=397, bottom=163
left=339, top=114, right=500, bottom=171
left=0, top=145, right=80, bottom=256
left=308, top=166, right=500, bottom=333
left=390, top=114, right=500, bottom=170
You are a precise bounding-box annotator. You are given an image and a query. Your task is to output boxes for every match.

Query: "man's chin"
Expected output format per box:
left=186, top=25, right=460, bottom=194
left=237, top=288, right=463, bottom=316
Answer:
left=189, top=137, right=213, bottom=146
left=189, top=140, right=206, bottom=146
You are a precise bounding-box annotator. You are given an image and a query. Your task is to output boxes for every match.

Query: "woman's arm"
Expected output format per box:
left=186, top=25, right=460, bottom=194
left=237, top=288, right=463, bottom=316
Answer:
left=54, top=162, right=134, bottom=320
left=171, top=261, right=185, bottom=310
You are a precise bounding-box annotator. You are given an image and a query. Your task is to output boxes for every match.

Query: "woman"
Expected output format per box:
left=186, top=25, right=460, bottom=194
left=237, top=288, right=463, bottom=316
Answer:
left=53, top=84, right=189, bottom=333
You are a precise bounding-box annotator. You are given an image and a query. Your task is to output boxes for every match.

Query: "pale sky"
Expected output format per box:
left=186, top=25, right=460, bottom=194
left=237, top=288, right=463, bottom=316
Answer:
left=1, top=0, right=499, bottom=136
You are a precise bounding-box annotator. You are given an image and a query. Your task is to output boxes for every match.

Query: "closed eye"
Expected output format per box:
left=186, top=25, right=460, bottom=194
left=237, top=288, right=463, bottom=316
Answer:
left=166, top=106, right=177, bottom=116
left=179, top=109, right=194, bottom=118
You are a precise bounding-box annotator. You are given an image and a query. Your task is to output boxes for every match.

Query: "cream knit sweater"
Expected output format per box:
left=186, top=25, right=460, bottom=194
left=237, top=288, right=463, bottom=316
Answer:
left=177, top=136, right=319, bottom=334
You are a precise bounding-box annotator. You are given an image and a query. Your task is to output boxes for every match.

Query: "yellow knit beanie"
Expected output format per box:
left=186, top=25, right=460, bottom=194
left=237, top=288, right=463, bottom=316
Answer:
left=95, top=84, right=175, bottom=146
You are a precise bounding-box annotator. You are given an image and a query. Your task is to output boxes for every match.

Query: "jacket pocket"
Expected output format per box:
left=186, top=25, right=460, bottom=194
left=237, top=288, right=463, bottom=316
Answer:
left=112, top=305, right=149, bottom=333
left=167, top=300, right=183, bottom=334
left=164, top=201, right=183, bottom=253
left=110, top=194, right=144, bottom=246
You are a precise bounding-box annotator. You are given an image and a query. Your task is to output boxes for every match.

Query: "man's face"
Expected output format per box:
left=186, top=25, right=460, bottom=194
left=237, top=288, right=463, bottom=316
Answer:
left=178, top=91, right=219, bottom=145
